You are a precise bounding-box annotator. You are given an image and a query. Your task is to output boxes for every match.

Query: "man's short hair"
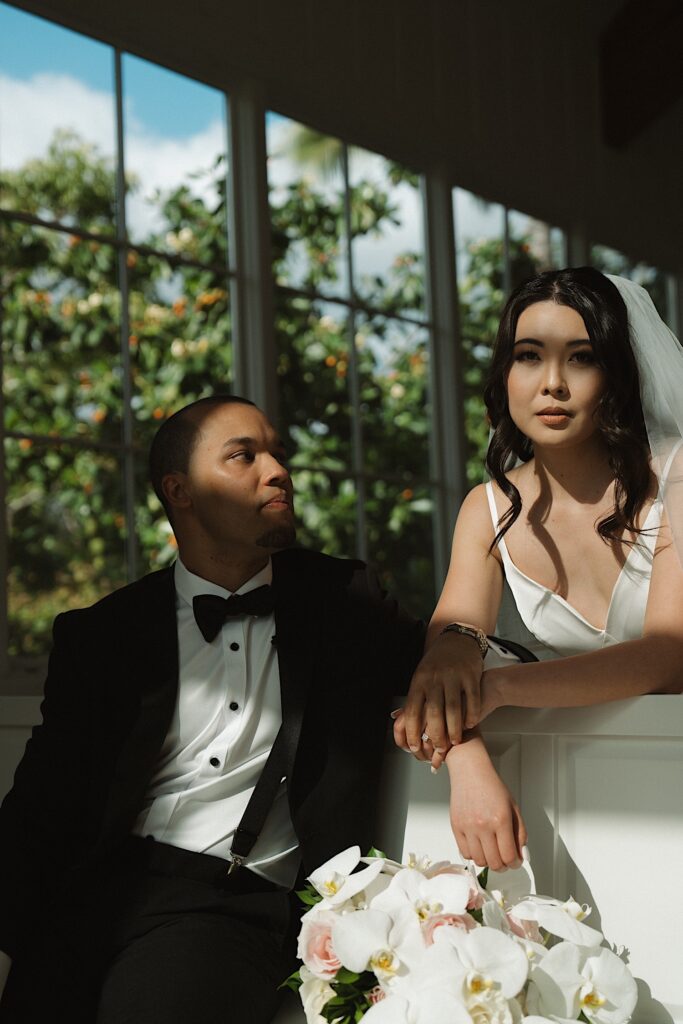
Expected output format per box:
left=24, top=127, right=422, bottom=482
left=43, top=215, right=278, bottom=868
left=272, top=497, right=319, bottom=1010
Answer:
left=149, top=394, right=256, bottom=520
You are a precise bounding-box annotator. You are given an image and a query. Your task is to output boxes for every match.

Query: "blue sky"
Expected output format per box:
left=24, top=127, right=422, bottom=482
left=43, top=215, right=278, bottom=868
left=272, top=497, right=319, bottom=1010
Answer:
left=0, top=0, right=222, bottom=138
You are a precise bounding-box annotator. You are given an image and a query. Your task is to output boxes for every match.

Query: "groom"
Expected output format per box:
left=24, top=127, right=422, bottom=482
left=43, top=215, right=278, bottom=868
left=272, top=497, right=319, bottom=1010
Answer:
left=0, top=395, right=430, bottom=1023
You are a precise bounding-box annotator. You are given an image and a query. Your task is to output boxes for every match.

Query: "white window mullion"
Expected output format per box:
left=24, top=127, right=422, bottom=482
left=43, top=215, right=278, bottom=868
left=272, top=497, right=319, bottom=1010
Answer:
left=114, top=49, right=138, bottom=582
left=423, top=166, right=468, bottom=591
left=227, top=80, right=277, bottom=420
left=567, top=225, right=589, bottom=267
left=0, top=314, right=8, bottom=687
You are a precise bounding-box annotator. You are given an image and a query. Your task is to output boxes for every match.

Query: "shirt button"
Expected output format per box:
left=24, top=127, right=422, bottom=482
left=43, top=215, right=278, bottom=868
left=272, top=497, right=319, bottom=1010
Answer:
left=230, top=642, right=240, bottom=651
left=209, top=756, right=220, bottom=767
left=229, top=701, right=239, bottom=711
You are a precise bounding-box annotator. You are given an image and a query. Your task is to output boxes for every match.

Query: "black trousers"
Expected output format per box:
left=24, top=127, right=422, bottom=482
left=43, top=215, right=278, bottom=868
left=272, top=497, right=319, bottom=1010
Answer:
left=0, top=838, right=299, bottom=1024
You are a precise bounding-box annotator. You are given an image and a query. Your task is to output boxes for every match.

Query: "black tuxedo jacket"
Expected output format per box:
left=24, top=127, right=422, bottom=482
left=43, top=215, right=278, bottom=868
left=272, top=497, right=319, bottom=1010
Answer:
left=0, top=548, right=425, bottom=960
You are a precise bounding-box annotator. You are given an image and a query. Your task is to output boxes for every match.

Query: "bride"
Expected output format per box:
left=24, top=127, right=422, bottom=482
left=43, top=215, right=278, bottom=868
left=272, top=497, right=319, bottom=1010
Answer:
left=395, top=266, right=683, bottom=871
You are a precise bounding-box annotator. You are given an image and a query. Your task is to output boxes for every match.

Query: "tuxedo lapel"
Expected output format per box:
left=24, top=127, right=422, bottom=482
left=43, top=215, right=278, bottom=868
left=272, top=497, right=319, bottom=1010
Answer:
left=271, top=554, right=324, bottom=742
left=98, top=568, right=179, bottom=843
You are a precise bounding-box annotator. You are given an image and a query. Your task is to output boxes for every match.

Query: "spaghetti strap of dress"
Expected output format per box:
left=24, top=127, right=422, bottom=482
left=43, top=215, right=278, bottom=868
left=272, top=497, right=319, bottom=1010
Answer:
left=484, top=481, right=514, bottom=572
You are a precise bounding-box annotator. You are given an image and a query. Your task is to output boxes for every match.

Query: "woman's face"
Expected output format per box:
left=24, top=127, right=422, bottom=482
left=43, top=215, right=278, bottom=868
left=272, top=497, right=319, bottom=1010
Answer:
left=506, top=300, right=607, bottom=450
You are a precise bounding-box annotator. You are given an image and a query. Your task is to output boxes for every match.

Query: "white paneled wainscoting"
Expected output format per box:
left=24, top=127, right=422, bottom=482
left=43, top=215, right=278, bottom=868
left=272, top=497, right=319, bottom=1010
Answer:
left=1, top=696, right=681, bottom=1023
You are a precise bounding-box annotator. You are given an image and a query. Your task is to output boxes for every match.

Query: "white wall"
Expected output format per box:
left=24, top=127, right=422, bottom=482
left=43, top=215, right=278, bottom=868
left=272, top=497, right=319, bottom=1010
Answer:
left=377, top=698, right=683, bottom=1024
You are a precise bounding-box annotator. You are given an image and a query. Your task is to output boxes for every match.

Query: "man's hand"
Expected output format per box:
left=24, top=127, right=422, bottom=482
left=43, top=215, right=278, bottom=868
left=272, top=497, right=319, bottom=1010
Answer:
left=394, top=632, right=486, bottom=763
left=459, top=667, right=505, bottom=730
left=446, top=734, right=527, bottom=871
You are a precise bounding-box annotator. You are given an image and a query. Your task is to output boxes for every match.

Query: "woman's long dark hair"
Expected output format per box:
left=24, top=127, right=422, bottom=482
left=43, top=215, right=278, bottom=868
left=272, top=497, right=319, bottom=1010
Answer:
left=484, top=266, right=650, bottom=547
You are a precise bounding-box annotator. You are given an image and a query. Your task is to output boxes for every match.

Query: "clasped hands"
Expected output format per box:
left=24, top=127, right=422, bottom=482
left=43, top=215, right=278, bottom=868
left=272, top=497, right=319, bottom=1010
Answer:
left=393, top=632, right=499, bottom=768
left=393, top=633, right=527, bottom=871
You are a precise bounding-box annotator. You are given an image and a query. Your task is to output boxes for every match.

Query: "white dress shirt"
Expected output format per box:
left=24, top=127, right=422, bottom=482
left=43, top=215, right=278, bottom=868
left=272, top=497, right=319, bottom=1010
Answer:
left=131, top=558, right=300, bottom=887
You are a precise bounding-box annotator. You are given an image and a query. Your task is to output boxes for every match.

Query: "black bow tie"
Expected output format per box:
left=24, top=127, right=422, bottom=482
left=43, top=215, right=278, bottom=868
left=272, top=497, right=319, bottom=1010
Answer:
left=192, top=586, right=275, bottom=642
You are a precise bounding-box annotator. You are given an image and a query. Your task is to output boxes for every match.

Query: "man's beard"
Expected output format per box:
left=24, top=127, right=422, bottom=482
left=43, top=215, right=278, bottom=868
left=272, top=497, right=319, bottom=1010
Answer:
left=256, top=523, right=296, bottom=551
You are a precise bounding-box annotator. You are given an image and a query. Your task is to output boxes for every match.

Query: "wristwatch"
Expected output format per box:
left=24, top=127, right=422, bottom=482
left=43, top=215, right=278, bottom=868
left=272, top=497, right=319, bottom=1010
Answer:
left=439, top=622, right=489, bottom=658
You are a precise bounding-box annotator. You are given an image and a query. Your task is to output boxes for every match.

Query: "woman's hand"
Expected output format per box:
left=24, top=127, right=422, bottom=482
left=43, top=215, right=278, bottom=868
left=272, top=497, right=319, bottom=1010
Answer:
left=394, top=632, right=486, bottom=761
left=446, top=733, right=527, bottom=871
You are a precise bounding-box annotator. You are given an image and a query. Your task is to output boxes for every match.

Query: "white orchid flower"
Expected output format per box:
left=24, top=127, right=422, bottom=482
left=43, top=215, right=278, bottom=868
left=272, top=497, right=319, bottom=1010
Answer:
left=371, top=866, right=472, bottom=920
left=308, top=845, right=384, bottom=907
left=332, top=908, right=403, bottom=981
left=365, top=867, right=474, bottom=973
left=523, top=1017, right=579, bottom=1024
left=576, top=947, right=638, bottom=1024
left=358, top=989, right=470, bottom=1024
left=527, top=942, right=637, bottom=1024
left=357, top=869, right=393, bottom=909
left=298, top=965, right=336, bottom=1024
left=434, top=925, right=530, bottom=999
left=482, top=900, right=547, bottom=968
left=486, top=853, right=537, bottom=905
left=359, top=992, right=411, bottom=1023
left=406, top=941, right=521, bottom=1024
left=363, top=942, right=473, bottom=1024
left=360, top=851, right=458, bottom=876
left=510, top=895, right=603, bottom=947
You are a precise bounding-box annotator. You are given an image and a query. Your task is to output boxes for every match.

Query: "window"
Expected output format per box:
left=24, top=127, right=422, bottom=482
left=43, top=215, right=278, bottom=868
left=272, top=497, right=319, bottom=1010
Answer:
left=0, top=4, right=233, bottom=663
left=590, top=244, right=677, bottom=329
left=267, top=117, right=435, bottom=617
left=1, top=3, right=679, bottom=683
left=453, top=190, right=568, bottom=483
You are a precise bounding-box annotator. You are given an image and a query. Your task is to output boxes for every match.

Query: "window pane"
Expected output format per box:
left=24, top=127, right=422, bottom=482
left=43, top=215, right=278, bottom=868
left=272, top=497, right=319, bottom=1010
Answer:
left=453, top=188, right=506, bottom=484
left=1, top=222, right=121, bottom=442
left=135, top=457, right=177, bottom=575
left=355, top=313, right=430, bottom=480
left=0, top=4, right=116, bottom=232
left=590, top=245, right=673, bottom=324
left=275, top=292, right=353, bottom=472
left=267, top=114, right=348, bottom=299
left=291, top=471, right=357, bottom=556
left=508, top=210, right=566, bottom=274
left=454, top=188, right=506, bottom=285
left=123, top=55, right=228, bottom=261
left=349, top=151, right=426, bottom=319
left=366, top=480, right=435, bottom=620
left=129, top=253, right=232, bottom=451
left=5, top=438, right=127, bottom=655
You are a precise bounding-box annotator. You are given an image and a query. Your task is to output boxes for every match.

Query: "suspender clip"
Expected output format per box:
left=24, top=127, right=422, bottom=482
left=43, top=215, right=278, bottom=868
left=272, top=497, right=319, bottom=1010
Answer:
left=226, top=852, right=245, bottom=875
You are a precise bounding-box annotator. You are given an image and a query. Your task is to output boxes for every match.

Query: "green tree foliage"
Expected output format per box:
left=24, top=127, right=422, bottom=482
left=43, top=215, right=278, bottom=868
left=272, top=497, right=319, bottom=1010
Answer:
left=457, top=237, right=540, bottom=485
left=2, top=131, right=537, bottom=654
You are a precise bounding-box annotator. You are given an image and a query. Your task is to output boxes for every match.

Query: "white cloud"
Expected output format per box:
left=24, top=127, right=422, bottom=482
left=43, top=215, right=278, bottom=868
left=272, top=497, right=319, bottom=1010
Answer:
left=1, top=73, right=436, bottom=288
left=0, top=71, right=224, bottom=238
left=125, top=118, right=224, bottom=239
left=267, top=117, right=425, bottom=289
left=0, top=72, right=116, bottom=168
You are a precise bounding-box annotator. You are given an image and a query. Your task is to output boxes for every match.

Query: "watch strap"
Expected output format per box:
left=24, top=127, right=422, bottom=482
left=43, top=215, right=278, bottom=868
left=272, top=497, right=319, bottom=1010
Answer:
left=439, top=622, right=489, bottom=657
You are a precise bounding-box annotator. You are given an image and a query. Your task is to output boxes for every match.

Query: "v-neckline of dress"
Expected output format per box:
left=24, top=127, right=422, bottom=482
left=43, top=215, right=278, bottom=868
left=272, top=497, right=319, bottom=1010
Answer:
left=496, top=498, right=660, bottom=634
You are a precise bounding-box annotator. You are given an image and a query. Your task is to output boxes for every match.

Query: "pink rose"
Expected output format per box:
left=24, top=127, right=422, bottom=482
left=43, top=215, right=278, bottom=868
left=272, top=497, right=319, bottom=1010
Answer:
left=422, top=912, right=477, bottom=944
left=297, top=911, right=342, bottom=980
left=426, top=864, right=484, bottom=911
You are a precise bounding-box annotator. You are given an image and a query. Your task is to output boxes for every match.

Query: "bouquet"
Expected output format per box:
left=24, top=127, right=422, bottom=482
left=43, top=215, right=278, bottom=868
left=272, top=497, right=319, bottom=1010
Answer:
left=284, top=846, right=637, bottom=1024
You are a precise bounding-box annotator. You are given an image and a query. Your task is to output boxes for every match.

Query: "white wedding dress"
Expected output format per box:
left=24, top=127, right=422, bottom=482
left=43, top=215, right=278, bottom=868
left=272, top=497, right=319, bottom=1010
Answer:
left=484, top=481, right=660, bottom=659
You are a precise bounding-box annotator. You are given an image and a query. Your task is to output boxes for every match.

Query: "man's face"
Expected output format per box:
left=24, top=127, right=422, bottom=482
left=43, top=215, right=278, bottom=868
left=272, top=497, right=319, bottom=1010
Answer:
left=174, top=403, right=295, bottom=556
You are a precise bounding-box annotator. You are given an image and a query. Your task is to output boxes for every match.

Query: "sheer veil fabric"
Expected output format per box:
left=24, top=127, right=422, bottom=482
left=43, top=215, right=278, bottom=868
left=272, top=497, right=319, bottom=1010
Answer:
left=607, top=274, right=683, bottom=571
